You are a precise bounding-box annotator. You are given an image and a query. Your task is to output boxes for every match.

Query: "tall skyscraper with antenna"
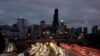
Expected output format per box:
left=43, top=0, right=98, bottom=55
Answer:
left=52, top=8, right=59, bottom=33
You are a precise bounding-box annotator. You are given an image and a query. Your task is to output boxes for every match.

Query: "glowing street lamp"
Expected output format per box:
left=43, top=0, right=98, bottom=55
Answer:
left=60, top=32, right=63, bottom=34
left=65, top=32, right=68, bottom=34
left=49, top=36, right=53, bottom=39
left=46, top=31, right=50, bottom=34
left=43, top=32, right=46, bottom=34
left=61, top=20, right=64, bottom=22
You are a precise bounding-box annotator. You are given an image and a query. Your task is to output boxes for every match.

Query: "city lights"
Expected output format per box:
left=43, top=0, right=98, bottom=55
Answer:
left=0, top=2, right=100, bottom=56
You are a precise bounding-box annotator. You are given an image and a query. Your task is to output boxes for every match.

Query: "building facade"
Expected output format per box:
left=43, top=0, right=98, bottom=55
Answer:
left=52, top=9, right=59, bottom=33
left=17, top=17, right=28, bottom=39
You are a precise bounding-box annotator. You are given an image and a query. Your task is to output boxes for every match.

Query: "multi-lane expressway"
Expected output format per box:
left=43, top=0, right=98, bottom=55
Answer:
left=28, top=42, right=69, bottom=56
left=60, top=43, right=100, bottom=56
left=18, top=42, right=100, bottom=56
left=2, top=42, right=99, bottom=56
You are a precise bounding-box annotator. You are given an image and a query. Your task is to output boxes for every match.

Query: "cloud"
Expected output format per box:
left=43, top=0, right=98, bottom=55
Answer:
left=0, top=0, right=100, bottom=28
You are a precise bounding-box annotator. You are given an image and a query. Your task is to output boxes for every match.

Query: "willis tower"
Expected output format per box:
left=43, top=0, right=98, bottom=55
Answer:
left=52, top=9, right=59, bottom=33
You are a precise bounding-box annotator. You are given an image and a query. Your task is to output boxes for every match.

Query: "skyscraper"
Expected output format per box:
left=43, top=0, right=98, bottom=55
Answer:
left=40, top=20, right=46, bottom=38
left=75, top=27, right=82, bottom=35
left=92, top=25, right=98, bottom=34
left=58, top=19, right=67, bottom=34
left=17, top=17, right=28, bottom=39
left=12, top=23, right=19, bottom=39
left=31, top=24, right=40, bottom=39
left=70, top=27, right=75, bottom=35
left=40, top=20, right=45, bottom=29
left=52, top=8, right=59, bottom=33
left=83, top=27, right=88, bottom=35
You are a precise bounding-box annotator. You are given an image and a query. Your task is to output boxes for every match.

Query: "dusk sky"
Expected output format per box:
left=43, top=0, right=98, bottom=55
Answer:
left=0, top=0, right=100, bottom=28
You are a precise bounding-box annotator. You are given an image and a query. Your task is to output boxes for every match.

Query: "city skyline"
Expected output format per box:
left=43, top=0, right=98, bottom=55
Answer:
left=0, top=0, right=100, bottom=28
left=0, top=0, right=100, bottom=55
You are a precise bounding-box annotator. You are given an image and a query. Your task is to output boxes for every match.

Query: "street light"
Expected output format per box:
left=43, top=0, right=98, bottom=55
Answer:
left=60, top=32, right=63, bottom=35
left=46, top=31, right=50, bottom=34
left=49, top=36, right=53, bottom=39
left=43, top=32, right=46, bottom=34
left=65, top=32, right=68, bottom=34
left=28, top=34, right=31, bottom=37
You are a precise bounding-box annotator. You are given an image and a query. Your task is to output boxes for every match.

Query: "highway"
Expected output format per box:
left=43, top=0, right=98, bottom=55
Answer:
left=17, top=42, right=86, bottom=56
left=28, top=42, right=69, bottom=56
left=2, top=42, right=99, bottom=56
left=60, top=43, right=100, bottom=56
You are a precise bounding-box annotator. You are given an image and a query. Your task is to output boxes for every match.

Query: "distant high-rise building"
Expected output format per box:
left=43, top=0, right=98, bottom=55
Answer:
left=27, top=26, right=32, bottom=39
left=83, top=27, right=88, bottom=35
left=17, top=17, right=28, bottom=39
left=40, top=20, right=46, bottom=38
left=75, top=27, right=82, bottom=35
left=92, top=25, right=98, bottom=34
left=70, top=27, right=75, bottom=35
left=12, top=23, right=19, bottom=31
left=60, top=20, right=64, bottom=26
left=31, top=24, right=40, bottom=39
left=11, top=23, right=19, bottom=39
left=52, top=8, right=59, bottom=33
left=40, top=20, right=45, bottom=30
left=58, top=20, right=66, bottom=34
